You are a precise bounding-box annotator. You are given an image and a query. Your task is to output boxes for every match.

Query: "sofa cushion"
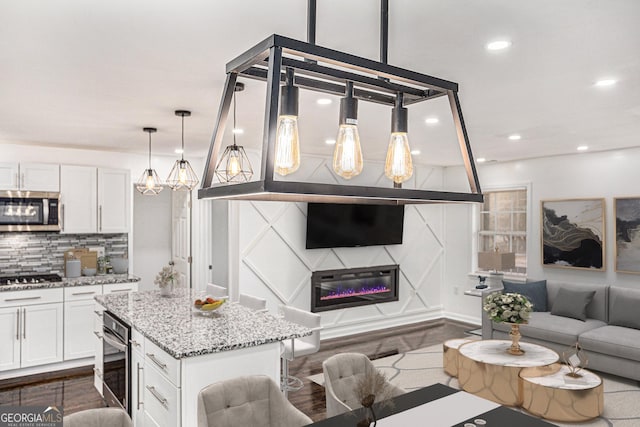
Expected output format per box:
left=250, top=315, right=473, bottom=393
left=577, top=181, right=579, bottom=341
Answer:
left=502, top=280, right=548, bottom=312
left=609, top=287, right=640, bottom=330
left=545, top=281, right=608, bottom=322
left=493, top=312, right=606, bottom=346
left=550, top=288, right=596, bottom=321
left=579, top=325, right=640, bottom=362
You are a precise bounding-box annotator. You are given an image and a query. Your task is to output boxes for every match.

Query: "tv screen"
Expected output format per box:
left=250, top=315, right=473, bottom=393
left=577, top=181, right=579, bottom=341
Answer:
left=306, top=203, right=404, bottom=249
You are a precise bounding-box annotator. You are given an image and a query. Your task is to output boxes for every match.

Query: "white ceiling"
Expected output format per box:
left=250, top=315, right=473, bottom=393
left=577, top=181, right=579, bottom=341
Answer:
left=1, top=0, right=639, bottom=167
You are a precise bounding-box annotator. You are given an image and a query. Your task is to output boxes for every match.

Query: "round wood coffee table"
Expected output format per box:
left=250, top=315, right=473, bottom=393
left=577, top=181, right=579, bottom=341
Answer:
left=520, top=363, right=604, bottom=422
left=457, top=340, right=559, bottom=406
left=443, top=338, right=473, bottom=377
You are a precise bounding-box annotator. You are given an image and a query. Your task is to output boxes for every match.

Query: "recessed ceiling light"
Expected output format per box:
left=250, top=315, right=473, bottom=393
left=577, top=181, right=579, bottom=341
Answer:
left=425, top=117, right=439, bottom=125
left=477, top=157, right=486, bottom=163
left=508, top=134, right=521, bottom=141
left=317, top=98, right=332, bottom=105
left=174, top=148, right=184, bottom=154
left=232, top=128, right=244, bottom=134
left=486, top=40, right=511, bottom=51
left=411, top=150, right=421, bottom=155
left=594, top=79, right=617, bottom=87
left=577, top=145, right=589, bottom=151
left=325, top=139, right=336, bottom=145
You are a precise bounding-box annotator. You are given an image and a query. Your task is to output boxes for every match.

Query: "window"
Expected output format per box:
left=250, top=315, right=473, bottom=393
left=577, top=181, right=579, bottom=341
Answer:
left=478, top=188, right=527, bottom=274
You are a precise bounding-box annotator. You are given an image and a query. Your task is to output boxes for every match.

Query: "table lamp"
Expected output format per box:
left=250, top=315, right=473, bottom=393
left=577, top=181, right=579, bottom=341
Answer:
left=477, top=250, right=516, bottom=290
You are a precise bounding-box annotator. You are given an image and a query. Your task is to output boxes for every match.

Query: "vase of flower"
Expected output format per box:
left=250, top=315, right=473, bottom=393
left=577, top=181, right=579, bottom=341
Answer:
left=483, top=292, right=533, bottom=356
left=155, top=262, right=176, bottom=298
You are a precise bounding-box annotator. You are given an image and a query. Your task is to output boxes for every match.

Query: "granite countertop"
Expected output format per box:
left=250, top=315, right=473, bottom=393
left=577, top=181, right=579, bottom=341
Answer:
left=0, top=274, right=140, bottom=292
left=95, top=289, right=312, bottom=359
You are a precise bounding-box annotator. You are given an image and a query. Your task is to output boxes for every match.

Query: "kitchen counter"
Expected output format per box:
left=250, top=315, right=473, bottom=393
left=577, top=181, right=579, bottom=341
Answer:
left=95, top=288, right=311, bottom=359
left=0, top=274, right=140, bottom=292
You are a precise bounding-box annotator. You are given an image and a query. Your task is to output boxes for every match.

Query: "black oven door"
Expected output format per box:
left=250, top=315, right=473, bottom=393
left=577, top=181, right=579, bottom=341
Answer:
left=103, top=315, right=130, bottom=414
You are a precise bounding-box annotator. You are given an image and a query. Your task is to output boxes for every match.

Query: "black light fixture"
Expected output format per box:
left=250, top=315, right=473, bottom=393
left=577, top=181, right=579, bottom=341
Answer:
left=214, top=82, right=254, bottom=183
left=333, top=81, right=363, bottom=179
left=167, top=110, right=199, bottom=191
left=135, top=127, right=163, bottom=195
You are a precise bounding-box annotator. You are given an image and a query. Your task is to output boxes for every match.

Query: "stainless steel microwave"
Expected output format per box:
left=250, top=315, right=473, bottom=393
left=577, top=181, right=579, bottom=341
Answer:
left=0, top=191, right=61, bottom=232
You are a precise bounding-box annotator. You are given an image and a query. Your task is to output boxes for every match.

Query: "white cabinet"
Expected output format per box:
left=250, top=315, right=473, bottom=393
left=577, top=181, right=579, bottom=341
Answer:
left=0, top=162, right=59, bottom=191
left=60, top=166, right=130, bottom=234
left=94, top=302, right=105, bottom=396
left=64, top=285, right=103, bottom=361
left=0, top=288, right=64, bottom=371
left=103, top=282, right=138, bottom=294
left=131, top=328, right=145, bottom=427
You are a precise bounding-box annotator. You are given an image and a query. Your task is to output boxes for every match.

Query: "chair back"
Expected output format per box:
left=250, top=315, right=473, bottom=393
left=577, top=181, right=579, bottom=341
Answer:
left=322, top=353, right=374, bottom=416
left=63, top=408, right=132, bottom=427
left=239, top=293, right=267, bottom=311
left=207, top=283, right=228, bottom=299
left=280, top=305, right=321, bottom=354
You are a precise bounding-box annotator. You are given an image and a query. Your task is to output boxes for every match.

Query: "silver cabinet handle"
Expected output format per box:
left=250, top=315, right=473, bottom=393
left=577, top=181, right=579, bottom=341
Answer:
left=99, top=205, right=102, bottom=231
left=94, top=310, right=103, bottom=316
left=109, top=289, right=131, bottom=293
left=93, top=331, right=103, bottom=339
left=145, top=353, right=167, bottom=371
left=72, top=291, right=96, bottom=296
left=146, top=386, right=168, bottom=408
left=130, top=339, right=141, bottom=348
left=61, top=204, right=65, bottom=231
left=16, top=308, right=20, bottom=341
left=137, top=363, right=144, bottom=410
left=5, top=296, right=42, bottom=302
left=22, top=308, right=26, bottom=339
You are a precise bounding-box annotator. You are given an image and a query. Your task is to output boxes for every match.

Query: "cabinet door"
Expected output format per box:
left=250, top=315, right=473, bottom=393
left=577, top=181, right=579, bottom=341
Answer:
left=131, top=350, right=145, bottom=427
left=0, top=162, right=19, bottom=190
left=20, top=163, right=60, bottom=192
left=98, top=168, right=130, bottom=233
left=0, top=307, right=21, bottom=371
left=64, top=299, right=97, bottom=360
left=103, top=282, right=138, bottom=294
left=94, top=303, right=104, bottom=396
left=60, top=165, right=97, bottom=234
left=21, top=303, right=63, bottom=368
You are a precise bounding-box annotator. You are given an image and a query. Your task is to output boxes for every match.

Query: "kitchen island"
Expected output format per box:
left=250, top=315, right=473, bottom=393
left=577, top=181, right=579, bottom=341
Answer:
left=95, top=289, right=311, bottom=427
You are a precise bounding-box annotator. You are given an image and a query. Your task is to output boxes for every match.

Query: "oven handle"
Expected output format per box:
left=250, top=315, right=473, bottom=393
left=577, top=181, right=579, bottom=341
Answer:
left=102, top=329, right=127, bottom=352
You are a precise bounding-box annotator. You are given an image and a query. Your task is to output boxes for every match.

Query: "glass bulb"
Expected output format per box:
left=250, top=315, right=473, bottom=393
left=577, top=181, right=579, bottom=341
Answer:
left=274, top=115, right=300, bottom=176
left=333, top=124, right=363, bottom=179
left=385, top=132, right=413, bottom=184
left=228, top=151, right=242, bottom=177
left=146, top=173, right=155, bottom=190
left=178, top=166, right=188, bottom=184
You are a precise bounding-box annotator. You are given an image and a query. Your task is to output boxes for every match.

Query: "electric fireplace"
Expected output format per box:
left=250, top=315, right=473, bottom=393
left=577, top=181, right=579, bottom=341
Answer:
left=311, top=265, right=399, bottom=313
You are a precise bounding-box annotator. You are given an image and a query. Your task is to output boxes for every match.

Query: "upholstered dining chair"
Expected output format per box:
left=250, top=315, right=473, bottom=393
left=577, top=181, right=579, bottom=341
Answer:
left=197, top=375, right=312, bottom=427
left=280, top=305, right=322, bottom=396
left=238, top=293, right=267, bottom=312
left=206, top=283, right=228, bottom=299
left=63, top=407, right=132, bottom=427
left=322, top=352, right=406, bottom=418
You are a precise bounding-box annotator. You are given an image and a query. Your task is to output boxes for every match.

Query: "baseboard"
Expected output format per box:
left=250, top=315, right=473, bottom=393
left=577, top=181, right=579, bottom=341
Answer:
left=0, top=357, right=95, bottom=381
left=442, top=311, right=481, bottom=326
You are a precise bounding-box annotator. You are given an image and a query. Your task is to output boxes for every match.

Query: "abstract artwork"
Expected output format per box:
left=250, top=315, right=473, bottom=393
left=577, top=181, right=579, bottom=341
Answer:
left=541, top=199, right=605, bottom=270
left=615, top=197, right=640, bottom=274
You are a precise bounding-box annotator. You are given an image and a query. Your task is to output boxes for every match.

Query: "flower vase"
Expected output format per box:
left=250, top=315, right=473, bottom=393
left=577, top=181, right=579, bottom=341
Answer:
left=160, top=281, right=173, bottom=297
left=508, top=323, right=525, bottom=356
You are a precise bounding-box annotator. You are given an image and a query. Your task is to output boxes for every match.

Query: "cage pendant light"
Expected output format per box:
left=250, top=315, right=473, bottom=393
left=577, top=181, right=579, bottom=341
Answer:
left=167, top=110, right=199, bottom=191
left=136, top=127, right=164, bottom=195
left=214, top=83, right=254, bottom=183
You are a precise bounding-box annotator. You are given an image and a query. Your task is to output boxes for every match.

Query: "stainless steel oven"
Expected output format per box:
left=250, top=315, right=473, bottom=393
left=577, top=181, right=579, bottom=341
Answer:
left=0, top=191, right=60, bottom=232
left=103, top=311, right=131, bottom=415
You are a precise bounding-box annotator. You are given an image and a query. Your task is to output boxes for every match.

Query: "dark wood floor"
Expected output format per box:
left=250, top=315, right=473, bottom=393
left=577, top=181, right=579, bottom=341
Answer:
left=0, top=318, right=472, bottom=422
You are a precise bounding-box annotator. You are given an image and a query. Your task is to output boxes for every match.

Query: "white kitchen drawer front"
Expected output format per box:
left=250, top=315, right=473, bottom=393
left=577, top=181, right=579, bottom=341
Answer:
left=64, top=285, right=103, bottom=302
left=0, top=288, right=63, bottom=308
left=144, top=339, right=180, bottom=386
left=130, top=327, right=145, bottom=355
left=144, top=362, right=180, bottom=427
left=103, top=282, right=138, bottom=294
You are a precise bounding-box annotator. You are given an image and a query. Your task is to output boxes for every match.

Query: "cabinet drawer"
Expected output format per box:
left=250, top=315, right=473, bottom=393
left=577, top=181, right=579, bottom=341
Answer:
left=103, top=282, right=138, bottom=294
left=144, top=362, right=180, bottom=427
left=130, top=327, right=145, bottom=355
left=64, top=285, right=103, bottom=301
left=0, top=288, right=63, bottom=308
left=145, top=339, right=180, bottom=387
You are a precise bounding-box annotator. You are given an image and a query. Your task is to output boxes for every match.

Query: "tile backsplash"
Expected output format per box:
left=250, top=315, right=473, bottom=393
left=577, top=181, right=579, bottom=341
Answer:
left=0, top=233, right=128, bottom=276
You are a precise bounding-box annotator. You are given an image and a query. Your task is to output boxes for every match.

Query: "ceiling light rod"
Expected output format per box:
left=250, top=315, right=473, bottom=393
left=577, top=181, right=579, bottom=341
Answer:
left=145, top=127, right=156, bottom=169
left=176, top=109, right=190, bottom=160
left=307, top=0, right=316, bottom=45
left=380, top=0, right=389, bottom=64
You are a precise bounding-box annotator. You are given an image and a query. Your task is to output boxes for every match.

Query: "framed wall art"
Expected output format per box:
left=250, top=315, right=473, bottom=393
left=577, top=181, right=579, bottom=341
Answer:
left=541, top=198, right=605, bottom=270
left=615, top=197, right=640, bottom=274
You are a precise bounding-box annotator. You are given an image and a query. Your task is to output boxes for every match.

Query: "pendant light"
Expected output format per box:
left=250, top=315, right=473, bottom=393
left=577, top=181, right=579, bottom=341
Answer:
left=384, top=93, right=413, bottom=185
left=333, top=81, right=363, bottom=179
left=274, top=67, right=301, bottom=176
left=135, top=127, right=163, bottom=195
left=167, top=110, right=199, bottom=191
left=214, top=82, right=253, bottom=183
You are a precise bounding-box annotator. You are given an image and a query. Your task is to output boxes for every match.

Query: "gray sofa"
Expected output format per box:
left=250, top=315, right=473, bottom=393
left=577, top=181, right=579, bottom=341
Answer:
left=482, top=280, right=640, bottom=381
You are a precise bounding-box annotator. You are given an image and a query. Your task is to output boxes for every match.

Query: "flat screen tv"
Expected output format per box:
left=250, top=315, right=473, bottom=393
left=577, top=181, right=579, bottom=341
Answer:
left=306, top=203, right=404, bottom=249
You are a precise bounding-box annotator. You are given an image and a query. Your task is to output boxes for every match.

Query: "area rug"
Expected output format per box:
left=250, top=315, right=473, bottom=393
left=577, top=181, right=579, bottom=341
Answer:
left=307, top=343, right=640, bottom=427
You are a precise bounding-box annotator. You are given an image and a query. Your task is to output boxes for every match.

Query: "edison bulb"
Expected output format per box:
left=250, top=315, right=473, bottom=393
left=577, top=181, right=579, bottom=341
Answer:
left=333, top=124, right=363, bottom=179
left=384, top=132, right=413, bottom=184
left=146, top=173, right=155, bottom=190
left=228, top=151, right=242, bottom=177
left=274, top=115, right=300, bottom=176
left=178, top=166, right=188, bottom=184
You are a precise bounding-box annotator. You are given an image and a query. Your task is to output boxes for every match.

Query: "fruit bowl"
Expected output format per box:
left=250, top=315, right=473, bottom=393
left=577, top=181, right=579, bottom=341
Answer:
left=192, top=297, right=226, bottom=316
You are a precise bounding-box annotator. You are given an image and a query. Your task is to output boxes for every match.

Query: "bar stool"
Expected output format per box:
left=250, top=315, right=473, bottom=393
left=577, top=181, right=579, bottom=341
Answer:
left=206, top=283, right=228, bottom=299
left=279, top=305, right=321, bottom=397
left=239, top=293, right=268, bottom=312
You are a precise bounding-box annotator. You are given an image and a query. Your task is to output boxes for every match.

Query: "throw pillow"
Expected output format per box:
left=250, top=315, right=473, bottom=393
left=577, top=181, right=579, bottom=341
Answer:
left=550, top=288, right=596, bottom=321
left=609, top=287, right=640, bottom=330
left=502, top=280, right=548, bottom=312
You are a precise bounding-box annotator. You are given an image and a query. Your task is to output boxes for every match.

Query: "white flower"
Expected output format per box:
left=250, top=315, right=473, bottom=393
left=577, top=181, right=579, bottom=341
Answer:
left=483, top=292, right=532, bottom=324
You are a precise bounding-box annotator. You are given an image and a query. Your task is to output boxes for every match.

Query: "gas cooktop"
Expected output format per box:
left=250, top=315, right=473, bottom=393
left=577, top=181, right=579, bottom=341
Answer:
left=0, top=273, right=63, bottom=286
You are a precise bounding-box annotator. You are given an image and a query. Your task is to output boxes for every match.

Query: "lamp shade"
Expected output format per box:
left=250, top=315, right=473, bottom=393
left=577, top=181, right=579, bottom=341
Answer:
left=478, top=252, right=516, bottom=272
